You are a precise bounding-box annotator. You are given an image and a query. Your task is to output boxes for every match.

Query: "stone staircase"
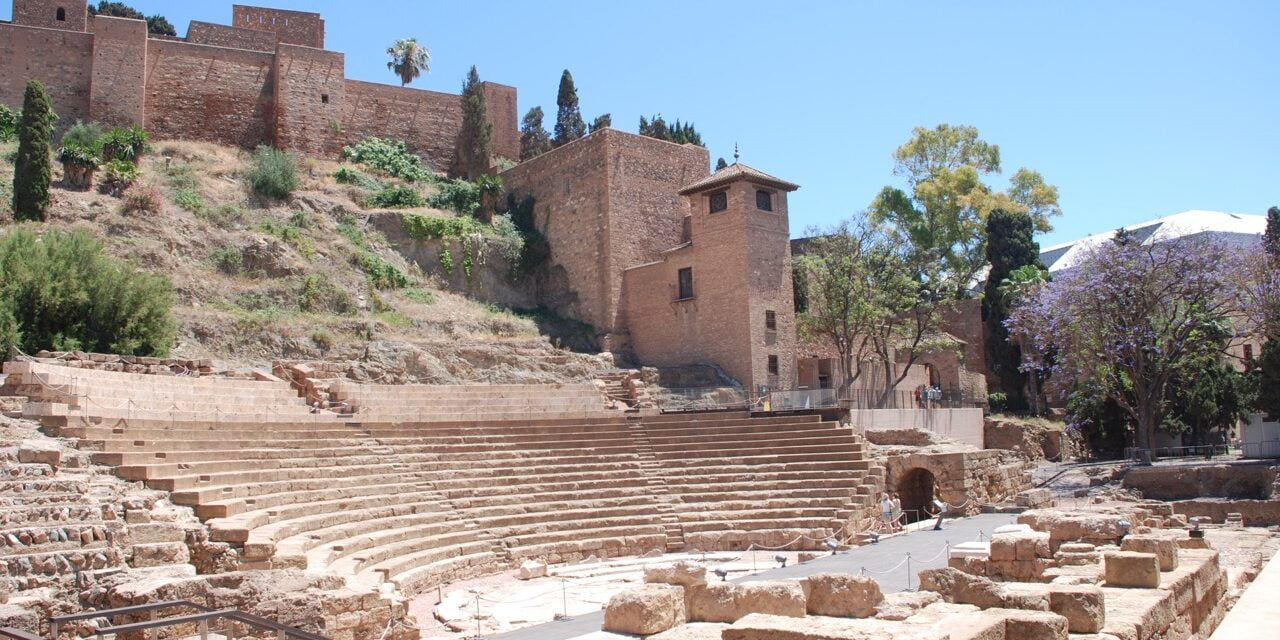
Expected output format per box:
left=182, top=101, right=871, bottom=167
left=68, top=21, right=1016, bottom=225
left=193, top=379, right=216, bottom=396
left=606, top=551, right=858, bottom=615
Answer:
left=626, top=418, right=686, bottom=551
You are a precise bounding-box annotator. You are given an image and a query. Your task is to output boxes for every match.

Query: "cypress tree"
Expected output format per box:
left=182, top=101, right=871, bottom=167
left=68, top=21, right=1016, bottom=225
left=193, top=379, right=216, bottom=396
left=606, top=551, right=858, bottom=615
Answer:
left=589, top=113, right=611, bottom=133
left=13, top=80, right=53, bottom=222
left=1264, top=206, right=1280, bottom=264
left=715, top=157, right=728, bottom=171
left=1258, top=205, right=1280, bottom=418
left=982, top=208, right=1041, bottom=411
left=519, top=107, right=552, bottom=161
left=457, top=66, right=491, bottom=179
left=552, top=70, right=585, bottom=147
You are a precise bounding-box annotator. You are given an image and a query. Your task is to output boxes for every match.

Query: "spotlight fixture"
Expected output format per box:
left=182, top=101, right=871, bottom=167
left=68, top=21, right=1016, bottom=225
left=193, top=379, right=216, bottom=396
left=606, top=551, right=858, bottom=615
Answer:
left=712, top=567, right=729, bottom=582
left=868, top=531, right=880, bottom=544
left=825, top=537, right=840, bottom=554
left=775, top=555, right=787, bottom=568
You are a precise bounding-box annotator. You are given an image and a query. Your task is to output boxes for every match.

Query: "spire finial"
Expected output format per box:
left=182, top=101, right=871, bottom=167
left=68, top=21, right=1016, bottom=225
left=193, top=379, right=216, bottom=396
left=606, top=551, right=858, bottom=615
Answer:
left=733, top=143, right=740, bottom=163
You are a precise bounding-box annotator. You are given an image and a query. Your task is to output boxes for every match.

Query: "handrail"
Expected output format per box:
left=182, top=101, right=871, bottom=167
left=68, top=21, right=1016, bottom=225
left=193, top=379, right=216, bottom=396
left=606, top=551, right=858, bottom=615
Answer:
left=50, top=599, right=211, bottom=623
left=93, top=609, right=330, bottom=640
left=0, top=628, right=42, bottom=640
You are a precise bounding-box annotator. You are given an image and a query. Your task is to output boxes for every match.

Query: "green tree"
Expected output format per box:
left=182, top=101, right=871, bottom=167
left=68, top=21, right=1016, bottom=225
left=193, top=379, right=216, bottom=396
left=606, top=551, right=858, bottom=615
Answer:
left=458, top=66, right=491, bottom=179
left=998, top=264, right=1051, bottom=414
left=0, top=228, right=175, bottom=357
left=590, top=113, right=612, bottom=132
left=982, top=208, right=1042, bottom=411
left=519, top=107, right=552, bottom=161
left=12, top=81, right=53, bottom=222
left=552, top=70, right=586, bottom=147
left=386, top=38, right=431, bottom=87
left=715, top=157, right=728, bottom=171
left=869, top=124, right=1061, bottom=290
left=87, top=2, right=175, bottom=36
left=1162, top=351, right=1249, bottom=446
left=796, top=220, right=957, bottom=406
left=1255, top=205, right=1280, bottom=417
left=1264, top=206, right=1280, bottom=267
left=639, top=115, right=704, bottom=146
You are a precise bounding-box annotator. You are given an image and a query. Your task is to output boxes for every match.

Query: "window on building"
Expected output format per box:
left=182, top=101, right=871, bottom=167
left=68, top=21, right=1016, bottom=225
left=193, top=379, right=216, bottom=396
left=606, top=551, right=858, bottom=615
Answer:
left=709, top=191, right=728, bottom=213
left=765, top=310, right=777, bottom=331
left=756, top=189, right=773, bottom=211
left=321, top=94, right=329, bottom=104
left=767, top=355, right=779, bottom=376
left=1244, top=344, right=1254, bottom=361
left=564, top=178, right=571, bottom=195
left=56, top=7, right=66, bottom=21
left=677, top=267, right=694, bottom=300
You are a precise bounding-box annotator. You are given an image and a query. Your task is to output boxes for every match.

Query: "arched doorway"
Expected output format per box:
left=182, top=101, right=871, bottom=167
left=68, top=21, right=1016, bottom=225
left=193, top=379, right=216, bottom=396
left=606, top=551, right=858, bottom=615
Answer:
left=897, top=468, right=937, bottom=524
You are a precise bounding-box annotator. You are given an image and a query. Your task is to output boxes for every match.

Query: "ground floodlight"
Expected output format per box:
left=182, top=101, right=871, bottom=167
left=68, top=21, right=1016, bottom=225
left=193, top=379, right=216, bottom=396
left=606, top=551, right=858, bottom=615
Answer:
left=869, top=531, right=880, bottom=544
left=775, top=554, right=787, bottom=568
left=1117, top=518, right=1131, bottom=532
left=825, top=537, right=839, bottom=553
left=713, top=567, right=729, bottom=581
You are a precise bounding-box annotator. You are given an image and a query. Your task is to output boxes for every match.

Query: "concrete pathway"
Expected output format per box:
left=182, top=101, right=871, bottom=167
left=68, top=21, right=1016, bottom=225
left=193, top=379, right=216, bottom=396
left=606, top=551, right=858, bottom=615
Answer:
left=485, top=513, right=1017, bottom=640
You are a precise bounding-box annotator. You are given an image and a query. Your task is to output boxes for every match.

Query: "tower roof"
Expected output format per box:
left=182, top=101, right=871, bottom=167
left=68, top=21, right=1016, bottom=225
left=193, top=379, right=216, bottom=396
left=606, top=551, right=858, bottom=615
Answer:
left=679, top=162, right=799, bottom=195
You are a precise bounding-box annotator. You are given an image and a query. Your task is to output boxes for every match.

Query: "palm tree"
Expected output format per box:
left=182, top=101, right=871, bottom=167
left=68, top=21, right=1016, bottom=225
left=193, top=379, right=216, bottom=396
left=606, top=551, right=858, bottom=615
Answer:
left=387, top=39, right=431, bottom=87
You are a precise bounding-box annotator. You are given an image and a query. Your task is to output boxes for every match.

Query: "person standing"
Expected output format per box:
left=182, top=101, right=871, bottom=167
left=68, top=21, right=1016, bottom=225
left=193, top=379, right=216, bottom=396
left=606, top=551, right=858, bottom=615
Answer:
left=891, top=493, right=903, bottom=530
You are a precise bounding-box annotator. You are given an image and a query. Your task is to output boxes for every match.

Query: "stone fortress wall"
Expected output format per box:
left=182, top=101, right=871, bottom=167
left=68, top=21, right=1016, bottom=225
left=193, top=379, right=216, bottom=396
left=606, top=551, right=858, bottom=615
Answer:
left=0, top=0, right=518, bottom=174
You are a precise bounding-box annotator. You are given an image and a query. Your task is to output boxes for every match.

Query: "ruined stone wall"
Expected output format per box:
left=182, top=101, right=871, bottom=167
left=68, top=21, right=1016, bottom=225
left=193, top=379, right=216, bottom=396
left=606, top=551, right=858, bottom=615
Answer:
left=11, top=0, right=86, bottom=31
left=0, top=22, right=93, bottom=126
left=187, top=20, right=277, bottom=52
left=940, top=298, right=987, bottom=378
left=273, top=43, right=344, bottom=155
left=483, top=82, right=519, bottom=163
left=339, top=80, right=462, bottom=172
left=501, top=132, right=612, bottom=330
left=231, top=4, right=323, bottom=48
left=88, top=15, right=146, bottom=126
left=884, top=449, right=1031, bottom=510
left=143, top=39, right=275, bottom=148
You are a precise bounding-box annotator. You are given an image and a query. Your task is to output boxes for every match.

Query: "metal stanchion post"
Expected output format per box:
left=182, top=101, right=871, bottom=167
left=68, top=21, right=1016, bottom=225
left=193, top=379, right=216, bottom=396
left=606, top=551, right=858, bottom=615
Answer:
left=905, top=553, right=912, bottom=591
left=475, top=593, right=483, bottom=640
left=560, top=579, right=571, bottom=621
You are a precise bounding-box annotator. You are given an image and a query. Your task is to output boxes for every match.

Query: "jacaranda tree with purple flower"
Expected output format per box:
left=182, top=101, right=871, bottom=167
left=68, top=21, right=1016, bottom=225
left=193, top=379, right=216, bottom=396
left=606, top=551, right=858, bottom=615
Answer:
left=1008, top=234, right=1244, bottom=451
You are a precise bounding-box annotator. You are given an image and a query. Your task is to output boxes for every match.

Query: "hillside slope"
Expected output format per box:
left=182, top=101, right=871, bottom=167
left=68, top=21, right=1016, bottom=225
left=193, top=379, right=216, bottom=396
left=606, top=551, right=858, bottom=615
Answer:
left=0, top=139, right=606, bottom=382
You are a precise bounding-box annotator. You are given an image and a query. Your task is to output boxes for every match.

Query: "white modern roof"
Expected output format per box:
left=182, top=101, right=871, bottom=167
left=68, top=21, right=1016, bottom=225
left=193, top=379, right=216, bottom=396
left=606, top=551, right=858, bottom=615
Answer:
left=1039, top=210, right=1266, bottom=272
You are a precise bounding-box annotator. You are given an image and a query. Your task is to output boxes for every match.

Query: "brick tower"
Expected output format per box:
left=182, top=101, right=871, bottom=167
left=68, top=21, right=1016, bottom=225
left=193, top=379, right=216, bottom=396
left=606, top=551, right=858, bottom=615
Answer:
left=11, top=0, right=88, bottom=31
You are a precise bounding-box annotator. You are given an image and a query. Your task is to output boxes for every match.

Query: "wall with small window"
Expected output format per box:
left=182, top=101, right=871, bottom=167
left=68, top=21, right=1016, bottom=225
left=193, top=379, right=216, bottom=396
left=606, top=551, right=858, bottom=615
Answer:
left=11, top=0, right=89, bottom=31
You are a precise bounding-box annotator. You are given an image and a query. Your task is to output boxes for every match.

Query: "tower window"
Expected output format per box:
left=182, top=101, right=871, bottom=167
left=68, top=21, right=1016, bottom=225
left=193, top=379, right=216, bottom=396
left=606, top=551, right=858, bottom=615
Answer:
left=564, top=178, right=571, bottom=195
left=677, top=267, right=694, bottom=301
left=765, top=310, right=777, bottom=331
left=756, top=189, right=773, bottom=211
left=767, top=355, right=779, bottom=375
left=56, top=7, right=66, bottom=21
left=321, top=94, right=329, bottom=104
left=1244, top=344, right=1254, bottom=361
left=708, top=191, right=727, bottom=213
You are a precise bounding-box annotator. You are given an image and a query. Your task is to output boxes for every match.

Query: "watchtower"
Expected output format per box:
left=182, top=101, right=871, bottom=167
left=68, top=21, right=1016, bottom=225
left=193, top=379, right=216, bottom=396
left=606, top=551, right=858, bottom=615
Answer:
left=11, top=0, right=88, bottom=31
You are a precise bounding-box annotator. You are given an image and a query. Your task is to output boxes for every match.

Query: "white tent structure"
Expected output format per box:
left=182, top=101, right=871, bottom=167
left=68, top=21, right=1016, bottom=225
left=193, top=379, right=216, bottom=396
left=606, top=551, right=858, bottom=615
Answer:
left=1039, top=210, right=1266, bottom=273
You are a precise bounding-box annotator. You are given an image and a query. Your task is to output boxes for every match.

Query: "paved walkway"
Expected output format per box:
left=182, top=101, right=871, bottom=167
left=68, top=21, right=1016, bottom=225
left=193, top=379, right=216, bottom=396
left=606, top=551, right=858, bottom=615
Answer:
left=486, top=513, right=1017, bottom=640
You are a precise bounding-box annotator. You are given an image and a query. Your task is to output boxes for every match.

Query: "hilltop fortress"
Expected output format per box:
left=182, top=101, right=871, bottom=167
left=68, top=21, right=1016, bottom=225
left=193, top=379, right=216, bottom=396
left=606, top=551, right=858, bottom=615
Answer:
left=0, top=0, right=518, bottom=173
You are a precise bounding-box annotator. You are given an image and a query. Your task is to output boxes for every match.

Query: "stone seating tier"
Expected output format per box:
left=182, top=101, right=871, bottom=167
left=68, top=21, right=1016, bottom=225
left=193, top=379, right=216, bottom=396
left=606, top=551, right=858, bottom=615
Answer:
left=10, top=362, right=881, bottom=597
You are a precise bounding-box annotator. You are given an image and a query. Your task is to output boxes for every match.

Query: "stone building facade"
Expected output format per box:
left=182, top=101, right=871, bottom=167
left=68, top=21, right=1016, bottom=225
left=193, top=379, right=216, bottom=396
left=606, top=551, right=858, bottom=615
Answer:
left=0, top=1, right=518, bottom=174
left=502, top=130, right=799, bottom=392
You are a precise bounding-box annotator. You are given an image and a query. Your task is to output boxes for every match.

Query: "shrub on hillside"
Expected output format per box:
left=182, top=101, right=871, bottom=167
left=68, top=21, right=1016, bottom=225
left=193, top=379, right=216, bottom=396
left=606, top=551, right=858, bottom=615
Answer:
left=99, top=159, right=139, bottom=196
left=332, top=167, right=382, bottom=191
left=171, top=187, right=204, bottom=213
left=341, top=137, right=432, bottom=183
left=0, top=228, right=175, bottom=357
left=366, top=185, right=425, bottom=209
left=120, top=183, right=162, bottom=215
left=245, top=145, right=298, bottom=199
left=61, top=120, right=104, bottom=150
left=210, top=245, right=244, bottom=275
left=425, top=178, right=484, bottom=217
left=101, top=125, right=148, bottom=163
left=299, top=273, right=356, bottom=314
left=0, top=104, right=17, bottom=142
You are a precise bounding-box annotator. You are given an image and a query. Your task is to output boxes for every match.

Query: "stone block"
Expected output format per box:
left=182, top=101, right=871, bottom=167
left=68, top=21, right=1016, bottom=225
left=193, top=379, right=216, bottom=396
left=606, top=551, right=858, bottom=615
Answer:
left=1120, top=535, right=1178, bottom=571
left=645, top=561, right=707, bottom=587
left=17, top=441, right=61, bottom=468
left=603, top=584, right=686, bottom=636
left=805, top=573, right=882, bottom=618
left=1103, top=551, right=1159, bottom=588
left=1001, top=609, right=1070, bottom=639
left=736, top=581, right=806, bottom=618
left=1047, top=585, right=1104, bottom=633
left=517, top=560, right=547, bottom=580
left=688, top=582, right=739, bottom=622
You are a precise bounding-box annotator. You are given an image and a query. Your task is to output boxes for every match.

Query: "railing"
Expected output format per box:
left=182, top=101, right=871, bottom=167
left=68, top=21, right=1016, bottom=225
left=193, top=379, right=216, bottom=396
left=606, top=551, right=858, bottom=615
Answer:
left=1123, top=444, right=1233, bottom=462
left=842, top=386, right=983, bottom=410
left=654, top=387, right=750, bottom=412
left=766, top=388, right=839, bottom=411
left=1241, top=440, right=1280, bottom=459
left=0, top=628, right=41, bottom=640
left=42, top=599, right=328, bottom=640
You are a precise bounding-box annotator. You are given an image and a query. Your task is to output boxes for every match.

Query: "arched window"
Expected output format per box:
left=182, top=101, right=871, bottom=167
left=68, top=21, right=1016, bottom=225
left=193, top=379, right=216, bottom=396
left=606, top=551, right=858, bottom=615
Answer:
left=756, top=189, right=773, bottom=211
left=56, top=7, right=67, bottom=21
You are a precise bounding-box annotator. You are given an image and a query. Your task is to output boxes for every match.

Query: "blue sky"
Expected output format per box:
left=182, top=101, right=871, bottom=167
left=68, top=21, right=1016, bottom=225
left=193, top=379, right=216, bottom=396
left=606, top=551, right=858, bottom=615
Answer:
left=10, top=1, right=1276, bottom=245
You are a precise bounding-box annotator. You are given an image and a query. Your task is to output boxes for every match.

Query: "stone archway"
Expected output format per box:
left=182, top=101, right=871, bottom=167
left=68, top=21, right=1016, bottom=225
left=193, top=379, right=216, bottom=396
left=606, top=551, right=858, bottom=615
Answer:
left=896, top=467, right=937, bottom=524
